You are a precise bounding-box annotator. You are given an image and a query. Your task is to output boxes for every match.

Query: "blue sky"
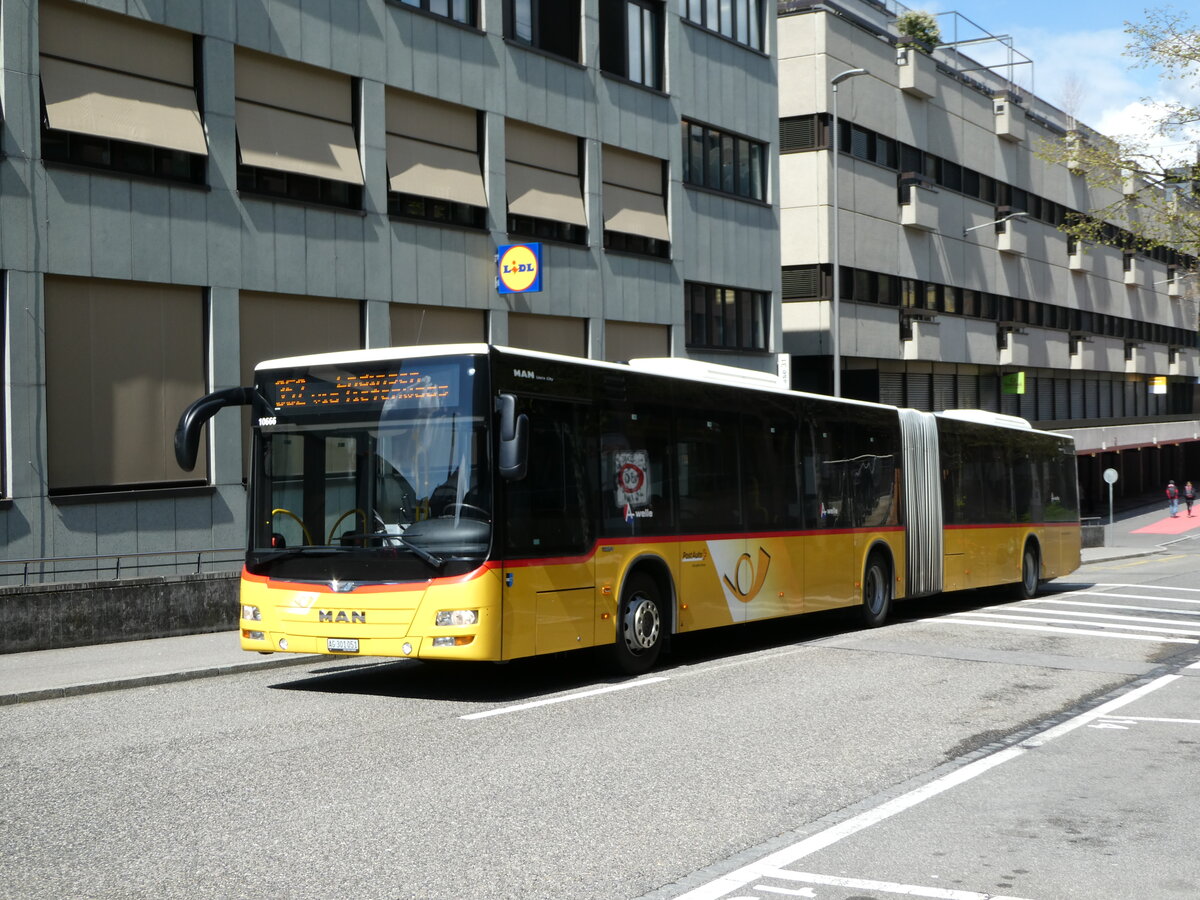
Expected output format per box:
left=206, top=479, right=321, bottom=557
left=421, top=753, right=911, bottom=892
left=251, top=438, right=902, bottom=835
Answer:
left=921, top=1, right=1199, bottom=161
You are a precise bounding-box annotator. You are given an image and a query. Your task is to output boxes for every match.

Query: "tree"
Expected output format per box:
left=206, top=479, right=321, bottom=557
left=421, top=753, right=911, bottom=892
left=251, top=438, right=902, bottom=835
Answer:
left=895, top=11, right=941, bottom=54
left=1039, top=8, right=1200, bottom=270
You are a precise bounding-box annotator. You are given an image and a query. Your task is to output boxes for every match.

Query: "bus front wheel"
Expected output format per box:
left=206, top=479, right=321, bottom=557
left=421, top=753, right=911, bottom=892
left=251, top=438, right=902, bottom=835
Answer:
left=860, top=551, right=892, bottom=628
left=611, top=573, right=664, bottom=675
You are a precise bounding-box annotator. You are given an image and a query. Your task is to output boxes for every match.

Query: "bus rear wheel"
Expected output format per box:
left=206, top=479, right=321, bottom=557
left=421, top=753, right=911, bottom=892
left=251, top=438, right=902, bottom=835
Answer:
left=1015, top=543, right=1040, bottom=600
left=860, top=551, right=892, bottom=628
left=611, top=573, right=664, bottom=675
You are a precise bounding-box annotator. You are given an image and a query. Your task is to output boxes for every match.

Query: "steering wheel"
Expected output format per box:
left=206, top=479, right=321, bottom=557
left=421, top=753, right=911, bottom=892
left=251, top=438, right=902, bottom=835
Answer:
left=271, top=508, right=313, bottom=545
left=327, top=508, right=367, bottom=544
left=439, top=502, right=490, bottom=520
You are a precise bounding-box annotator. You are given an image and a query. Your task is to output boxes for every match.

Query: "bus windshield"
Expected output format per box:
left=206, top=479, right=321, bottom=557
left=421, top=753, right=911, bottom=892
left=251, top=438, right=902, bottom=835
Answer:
left=247, top=355, right=490, bottom=582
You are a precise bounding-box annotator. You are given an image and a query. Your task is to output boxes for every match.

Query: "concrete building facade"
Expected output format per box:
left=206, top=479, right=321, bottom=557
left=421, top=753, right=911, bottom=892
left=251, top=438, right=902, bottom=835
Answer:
left=0, top=0, right=780, bottom=583
left=777, top=0, right=1200, bottom=514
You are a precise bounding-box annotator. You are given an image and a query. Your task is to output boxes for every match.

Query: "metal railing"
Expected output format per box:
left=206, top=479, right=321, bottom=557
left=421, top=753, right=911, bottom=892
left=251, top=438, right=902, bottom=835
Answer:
left=1, top=548, right=244, bottom=587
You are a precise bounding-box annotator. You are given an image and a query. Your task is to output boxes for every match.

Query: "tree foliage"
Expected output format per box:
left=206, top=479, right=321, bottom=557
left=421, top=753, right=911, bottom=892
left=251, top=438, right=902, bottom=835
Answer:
left=1040, top=8, right=1200, bottom=268
left=895, top=11, right=941, bottom=53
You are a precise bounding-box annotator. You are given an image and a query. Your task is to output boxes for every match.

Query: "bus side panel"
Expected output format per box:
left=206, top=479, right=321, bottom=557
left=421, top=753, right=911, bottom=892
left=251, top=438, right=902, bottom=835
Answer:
left=803, top=531, right=862, bottom=612
left=945, top=525, right=1023, bottom=590
left=501, top=556, right=595, bottom=659
left=1041, top=523, right=1082, bottom=580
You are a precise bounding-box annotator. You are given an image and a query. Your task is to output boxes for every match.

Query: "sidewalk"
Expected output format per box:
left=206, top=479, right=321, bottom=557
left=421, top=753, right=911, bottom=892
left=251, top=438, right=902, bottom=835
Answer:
left=0, top=631, right=320, bottom=707
left=2, top=504, right=1195, bottom=706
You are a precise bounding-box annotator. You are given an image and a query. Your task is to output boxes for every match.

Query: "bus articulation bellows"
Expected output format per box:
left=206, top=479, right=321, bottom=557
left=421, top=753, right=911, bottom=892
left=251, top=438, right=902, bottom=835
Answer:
left=175, top=344, right=1081, bottom=675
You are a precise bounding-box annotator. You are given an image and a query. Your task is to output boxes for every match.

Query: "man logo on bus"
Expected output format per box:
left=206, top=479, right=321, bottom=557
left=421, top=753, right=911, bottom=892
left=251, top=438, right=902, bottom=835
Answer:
left=722, top=547, right=772, bottom=604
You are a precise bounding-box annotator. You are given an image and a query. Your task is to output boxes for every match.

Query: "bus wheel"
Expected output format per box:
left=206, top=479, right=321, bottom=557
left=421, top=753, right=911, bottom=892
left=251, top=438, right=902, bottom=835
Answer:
left=860, top=551, right=892, bottom=628
left=612, top=573, right=664, bottom=675
left=1015, top=543, right=1040, bottom=600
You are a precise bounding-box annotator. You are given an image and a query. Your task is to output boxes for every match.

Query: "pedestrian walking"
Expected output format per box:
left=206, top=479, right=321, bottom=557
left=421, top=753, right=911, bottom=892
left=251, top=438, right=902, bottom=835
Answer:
left=1186, top=481, right=1196, bottom=517
left=1167, top=480, right=1180, bottom=517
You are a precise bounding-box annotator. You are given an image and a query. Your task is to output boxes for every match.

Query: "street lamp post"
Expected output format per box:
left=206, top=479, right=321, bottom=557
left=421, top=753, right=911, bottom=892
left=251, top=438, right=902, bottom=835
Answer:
left=830, top=67, right=866, bottom=398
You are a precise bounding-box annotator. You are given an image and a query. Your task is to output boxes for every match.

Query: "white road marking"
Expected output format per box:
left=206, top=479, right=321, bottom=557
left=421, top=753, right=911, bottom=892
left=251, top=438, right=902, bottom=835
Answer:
left=761, top=868, right=1034, bottom=900
left=1026, top=599, right=1200, bottom=617
left=1050, top=590, right=1200, bottom=606
left=939, top=617, right=1198, bottom=644
left=950, top=611, right=1200, bottom=636
left=1098, top=715, right=1200, bottom=725
left=459, top=676, right=667, bottom=720
left=674, top=674, right=1179, bottom=899
left=1089, top=582, right=1200, bottom=593
left=1008, top=608, right=1200, bottom=629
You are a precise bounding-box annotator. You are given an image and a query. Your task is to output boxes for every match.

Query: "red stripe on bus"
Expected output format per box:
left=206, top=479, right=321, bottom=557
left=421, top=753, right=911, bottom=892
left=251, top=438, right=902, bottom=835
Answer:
left=242, top=565, right=494, bottom=593
left=498, top=526, right=907, bottom=568
left=944, top=522, right=1080, bottom=531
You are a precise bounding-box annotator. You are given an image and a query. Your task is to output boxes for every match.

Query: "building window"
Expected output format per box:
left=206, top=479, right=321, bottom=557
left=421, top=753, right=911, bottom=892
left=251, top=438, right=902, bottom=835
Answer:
left=39, top=0, right=207, bottom=184
left=392, top=0, right=475, bottom=26
left=600, top=0, right=663, bottom=89
left=239, top=292, right=364, bottom=473
left=602, top=145, right=669, bottom=258
left=685, top=282, right=769, bottom=351
left=680, top=0, right=762, bottom=50
left=505, top=0, right=581, bottom=61
left=234, top=48, right=363, bottom=210
left=780, top=114, right=828, bottom=153
left=681, top=120, right=766, bottom=202
left=44, top=277, right=206, bottom=494
left=386, top=90, right=486, bottom=228
left=506, top=121, right=588, bottom=245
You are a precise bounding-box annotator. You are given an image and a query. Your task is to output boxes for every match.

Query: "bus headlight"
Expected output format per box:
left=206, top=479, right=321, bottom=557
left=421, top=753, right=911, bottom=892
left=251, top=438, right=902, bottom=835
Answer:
left=242, top=605, right=262, bottom=621
left=436, top=609, right=478, bottom=627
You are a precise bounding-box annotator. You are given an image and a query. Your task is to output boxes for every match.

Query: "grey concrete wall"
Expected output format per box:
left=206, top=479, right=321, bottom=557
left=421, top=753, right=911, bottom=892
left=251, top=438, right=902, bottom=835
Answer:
left=0, top=573, right=239, bottom=654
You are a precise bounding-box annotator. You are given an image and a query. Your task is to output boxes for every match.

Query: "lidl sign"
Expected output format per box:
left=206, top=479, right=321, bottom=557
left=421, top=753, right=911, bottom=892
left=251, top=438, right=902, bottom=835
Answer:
left=497, top=242, right=542, bottom=294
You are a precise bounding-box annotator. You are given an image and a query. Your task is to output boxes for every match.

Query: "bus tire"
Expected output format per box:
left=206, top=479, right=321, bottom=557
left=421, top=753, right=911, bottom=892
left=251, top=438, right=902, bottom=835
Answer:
left=611, top=572, right=664, bottom=675
left=1015, top=542, right=1040, bottom=600
left=860, top=551, right=892, bottom=628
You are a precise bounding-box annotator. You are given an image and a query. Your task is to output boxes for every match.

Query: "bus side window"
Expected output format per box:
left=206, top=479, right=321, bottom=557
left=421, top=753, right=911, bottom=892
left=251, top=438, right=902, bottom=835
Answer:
left=741, top=414, right=802, bottom=530
left=504, top=401, right=592, bottom=556
left=675, top=414, right=739, bottom=534
left=599, top=409, right=673, bottom=536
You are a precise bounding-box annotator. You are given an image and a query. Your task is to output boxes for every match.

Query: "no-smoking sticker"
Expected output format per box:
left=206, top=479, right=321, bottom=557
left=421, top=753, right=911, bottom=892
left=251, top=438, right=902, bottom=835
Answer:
left=614, top=451, right=650, bottom=508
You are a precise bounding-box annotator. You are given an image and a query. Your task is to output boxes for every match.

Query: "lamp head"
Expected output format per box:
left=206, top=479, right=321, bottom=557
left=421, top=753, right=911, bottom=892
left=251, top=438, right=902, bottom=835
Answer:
left=831, top=68, right=868, bottom=86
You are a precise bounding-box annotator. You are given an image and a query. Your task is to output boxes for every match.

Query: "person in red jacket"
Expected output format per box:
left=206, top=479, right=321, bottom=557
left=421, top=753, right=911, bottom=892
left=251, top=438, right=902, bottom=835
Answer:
left=1166, top=480, right=1180, bottom=517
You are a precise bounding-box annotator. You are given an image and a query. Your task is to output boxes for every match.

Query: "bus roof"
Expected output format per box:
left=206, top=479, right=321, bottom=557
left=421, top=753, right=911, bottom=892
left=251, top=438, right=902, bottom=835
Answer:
left=250, top=345, right=1069, bottom=440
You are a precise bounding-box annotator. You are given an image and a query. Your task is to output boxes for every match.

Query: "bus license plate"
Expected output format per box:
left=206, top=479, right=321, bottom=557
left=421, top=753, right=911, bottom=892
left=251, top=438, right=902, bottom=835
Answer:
left=327, top=638, right=359, bottom=653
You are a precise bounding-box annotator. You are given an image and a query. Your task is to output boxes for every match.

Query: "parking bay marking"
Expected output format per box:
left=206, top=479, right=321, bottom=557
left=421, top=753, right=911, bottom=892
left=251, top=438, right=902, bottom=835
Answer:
left=673, top=674, right=1180, bottom=900
left=757, top=869, right=1034, bottom=899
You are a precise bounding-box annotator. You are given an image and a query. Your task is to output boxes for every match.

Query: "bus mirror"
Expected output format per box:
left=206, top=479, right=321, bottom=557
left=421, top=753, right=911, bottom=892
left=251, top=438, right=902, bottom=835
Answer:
left=497, top=393, right=529, bottom=481
left=175, top=387, right=272, bottom=471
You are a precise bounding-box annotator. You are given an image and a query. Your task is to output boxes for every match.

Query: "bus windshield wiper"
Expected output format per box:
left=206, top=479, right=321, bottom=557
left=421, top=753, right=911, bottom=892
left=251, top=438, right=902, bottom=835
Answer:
left=339, top=531, right=445, bottom=570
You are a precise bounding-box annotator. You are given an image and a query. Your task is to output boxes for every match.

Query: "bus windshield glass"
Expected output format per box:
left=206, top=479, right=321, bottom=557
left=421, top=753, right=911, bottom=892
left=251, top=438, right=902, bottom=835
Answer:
left=247, top=355, right=490, bottom=582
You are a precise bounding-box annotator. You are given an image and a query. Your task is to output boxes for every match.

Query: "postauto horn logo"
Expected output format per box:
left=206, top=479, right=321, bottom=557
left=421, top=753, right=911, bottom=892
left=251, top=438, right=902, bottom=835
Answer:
left=497, top=242, right=542, bottom=294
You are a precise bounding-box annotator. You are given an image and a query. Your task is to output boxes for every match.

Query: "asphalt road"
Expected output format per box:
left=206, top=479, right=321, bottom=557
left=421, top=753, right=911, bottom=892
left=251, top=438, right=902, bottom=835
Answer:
left=4, top=549, right=1199, bottom=900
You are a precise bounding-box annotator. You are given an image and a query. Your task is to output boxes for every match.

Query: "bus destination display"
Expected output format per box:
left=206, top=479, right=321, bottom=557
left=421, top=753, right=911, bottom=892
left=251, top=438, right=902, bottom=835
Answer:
left=270, top=367, right=458, bottom=411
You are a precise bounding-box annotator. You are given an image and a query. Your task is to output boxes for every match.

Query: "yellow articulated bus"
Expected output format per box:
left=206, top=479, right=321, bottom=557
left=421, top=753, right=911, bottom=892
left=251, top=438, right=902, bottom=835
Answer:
left=175, top=344, right=1081, bottom=675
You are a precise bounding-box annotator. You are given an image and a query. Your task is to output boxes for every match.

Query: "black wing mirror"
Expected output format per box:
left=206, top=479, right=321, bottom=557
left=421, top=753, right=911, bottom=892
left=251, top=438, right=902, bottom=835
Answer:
left=497, top=393, right=529, bottom=481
